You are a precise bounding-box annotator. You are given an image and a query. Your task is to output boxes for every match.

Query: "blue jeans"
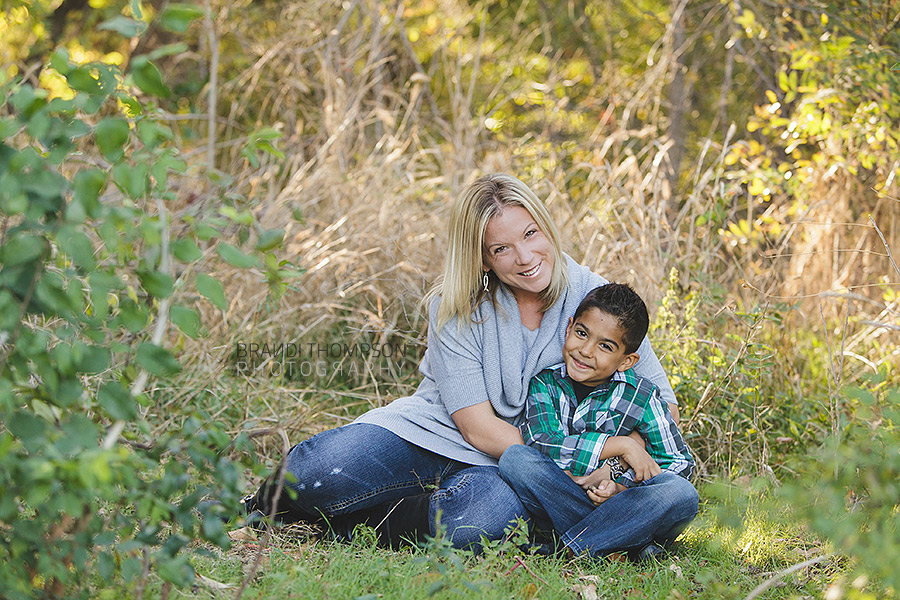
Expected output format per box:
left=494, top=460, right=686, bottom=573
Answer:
left=277, top=423, right=527, bottom=549
left=498, top=444, right=699, bottom=557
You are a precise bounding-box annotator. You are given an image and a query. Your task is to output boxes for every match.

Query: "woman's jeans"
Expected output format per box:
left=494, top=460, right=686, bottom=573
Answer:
left=498, top=444, right=699, bottom=557
left=265, top=423, right=527, bottom=549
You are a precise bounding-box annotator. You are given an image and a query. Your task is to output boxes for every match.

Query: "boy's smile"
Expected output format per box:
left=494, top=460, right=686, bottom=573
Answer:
left=563, top=307, right=639, bottom=387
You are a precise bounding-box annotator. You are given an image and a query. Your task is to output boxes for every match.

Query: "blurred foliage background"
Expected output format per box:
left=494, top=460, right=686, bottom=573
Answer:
left=1, top=0, right=899, bottom=597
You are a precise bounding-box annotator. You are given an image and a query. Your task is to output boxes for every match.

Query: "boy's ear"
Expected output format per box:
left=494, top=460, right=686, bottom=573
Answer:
left=565, top=317, right=573, bottom=335
left=616, top=352, right=640, bottom=372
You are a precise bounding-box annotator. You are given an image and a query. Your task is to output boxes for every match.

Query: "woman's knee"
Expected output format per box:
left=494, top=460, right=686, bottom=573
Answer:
left=280, top=424, right=419, bottom=510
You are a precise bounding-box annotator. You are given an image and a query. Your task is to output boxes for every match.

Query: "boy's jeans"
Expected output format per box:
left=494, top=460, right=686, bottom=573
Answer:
left=274, top=423, right=527, bottom=548
left=498, top=444, right=699, bottom=557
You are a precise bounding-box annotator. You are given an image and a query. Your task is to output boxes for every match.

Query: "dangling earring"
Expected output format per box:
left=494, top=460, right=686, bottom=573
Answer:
left=483, top=272, right=490, bottom=292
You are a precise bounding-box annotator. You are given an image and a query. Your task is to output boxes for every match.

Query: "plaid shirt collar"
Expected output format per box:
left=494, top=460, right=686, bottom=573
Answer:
left=548, top=362, right=639, bottom=397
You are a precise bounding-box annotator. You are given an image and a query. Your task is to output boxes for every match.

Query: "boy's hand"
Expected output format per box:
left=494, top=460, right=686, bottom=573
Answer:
left=619, top=437, right=662, bottom=482
left=586, top=480, right=626, bottom=506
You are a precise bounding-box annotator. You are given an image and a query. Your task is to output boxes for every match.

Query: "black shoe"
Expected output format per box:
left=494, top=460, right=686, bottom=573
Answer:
left=197, top=495, right=271, bottom=531
left=631, top=542, right=666, bottom=563
left=327, top=493, right=433, bottom=549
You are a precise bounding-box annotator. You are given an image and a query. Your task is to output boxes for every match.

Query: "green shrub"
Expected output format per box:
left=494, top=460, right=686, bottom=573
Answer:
left=0, top=17, right=289, bottom=598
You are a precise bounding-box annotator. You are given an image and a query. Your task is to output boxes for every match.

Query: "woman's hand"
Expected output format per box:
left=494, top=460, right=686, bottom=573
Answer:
left=451, top=401, right=524, bottom=459
left=568, top=463, right=612, bottom=490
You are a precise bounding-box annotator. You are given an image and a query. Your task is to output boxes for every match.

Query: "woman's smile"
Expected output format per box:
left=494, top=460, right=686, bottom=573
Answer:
left=482, top=206, right=555, bottom=300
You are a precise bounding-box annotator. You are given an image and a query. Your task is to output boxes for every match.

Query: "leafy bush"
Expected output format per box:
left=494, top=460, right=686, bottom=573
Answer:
left=0, top=12, right=287, bottom=597
left=779, top=379, right=900, bottom=592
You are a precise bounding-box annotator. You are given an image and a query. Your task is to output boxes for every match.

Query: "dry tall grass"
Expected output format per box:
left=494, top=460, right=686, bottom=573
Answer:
left=155, top=0, right=898, bottom=473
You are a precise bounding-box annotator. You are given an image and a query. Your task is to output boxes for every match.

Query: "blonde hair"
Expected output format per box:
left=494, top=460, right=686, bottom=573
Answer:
left=426, top=173, right=568, bottom=331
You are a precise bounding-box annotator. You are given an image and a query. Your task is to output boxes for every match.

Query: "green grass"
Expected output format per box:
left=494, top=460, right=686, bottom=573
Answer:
left=120, top=494, right=857, bottom=600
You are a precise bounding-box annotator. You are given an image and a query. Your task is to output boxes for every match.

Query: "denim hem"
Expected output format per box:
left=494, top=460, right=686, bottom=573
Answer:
left=560, top=532, right=586, bottom=556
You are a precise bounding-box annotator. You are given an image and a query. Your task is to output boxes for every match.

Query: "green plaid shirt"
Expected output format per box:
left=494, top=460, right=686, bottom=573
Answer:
left=520, top=364, right=694, bottom=485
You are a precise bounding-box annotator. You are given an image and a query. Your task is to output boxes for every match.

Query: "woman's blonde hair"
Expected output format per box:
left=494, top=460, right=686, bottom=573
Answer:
left=427, top=173, right=568, bottom=331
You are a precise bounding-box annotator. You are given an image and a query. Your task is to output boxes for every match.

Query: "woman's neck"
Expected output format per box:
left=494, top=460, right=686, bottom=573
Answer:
left=514, top=291, right=545, bottom=330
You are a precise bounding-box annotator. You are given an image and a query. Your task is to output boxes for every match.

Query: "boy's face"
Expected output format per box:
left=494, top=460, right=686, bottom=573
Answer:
left=563, top=307, right=640, bottom=387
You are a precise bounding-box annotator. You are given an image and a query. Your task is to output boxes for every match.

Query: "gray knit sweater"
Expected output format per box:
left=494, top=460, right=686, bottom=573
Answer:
left=354, top=254, right=676, bottom=467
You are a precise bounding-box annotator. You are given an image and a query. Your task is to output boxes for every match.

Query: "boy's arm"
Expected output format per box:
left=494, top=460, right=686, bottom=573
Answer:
left=618, top=387, right=694, bottom=486
left=520, top=375, right=611, bottom=477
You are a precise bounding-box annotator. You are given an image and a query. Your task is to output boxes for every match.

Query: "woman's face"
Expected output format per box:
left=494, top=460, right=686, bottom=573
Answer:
left=482, top=205, right=555, bottom=299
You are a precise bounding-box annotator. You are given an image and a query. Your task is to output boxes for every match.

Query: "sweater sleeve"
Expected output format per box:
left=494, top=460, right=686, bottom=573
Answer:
left=631, top=336, right=677, bottom=407
left=427, top=303, right=491, bottom=416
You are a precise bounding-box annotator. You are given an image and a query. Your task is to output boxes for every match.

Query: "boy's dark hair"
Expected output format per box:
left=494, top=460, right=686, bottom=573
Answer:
left=573, top=283, right=649, bottom=354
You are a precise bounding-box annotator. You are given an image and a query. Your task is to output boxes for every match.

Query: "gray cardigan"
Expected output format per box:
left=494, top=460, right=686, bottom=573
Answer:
left=354, top=254, right=676, bottom=466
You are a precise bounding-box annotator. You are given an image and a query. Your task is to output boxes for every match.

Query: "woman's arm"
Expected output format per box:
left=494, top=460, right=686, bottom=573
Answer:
left=451, top=401, right=524, bottom=459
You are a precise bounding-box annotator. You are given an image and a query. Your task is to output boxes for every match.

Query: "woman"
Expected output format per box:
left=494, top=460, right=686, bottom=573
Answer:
left=241, top=173, right=679, bottom=549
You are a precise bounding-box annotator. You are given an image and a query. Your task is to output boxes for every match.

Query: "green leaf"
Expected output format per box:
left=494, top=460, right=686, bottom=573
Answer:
left=196, top=273, right=227, bottom=310
left=149, top=151, right=186, bottom=191
left=8, top=411, right=48, bottom=453
left=194, top=223, right=219, bottom=240
left=57, top=226, right=97, bottom=271
left=71, top=168, right=105, bottom=219
left=22, top=166, right=67, bottom=200
left=117, top=92, right=143, bottom=117
left=160, top=3, right=205, bottom=33
left=116, top=297, right=148, bottom=332
left=130, top=56, right=172, bottom=98
left=113, top=161, right=149, bottom=198
left=138, top=270, right=174, bottom=298
left=74, top=342, right=110, bottom=373
left=98, top=381, right=138, bottom=421
left=0, top=290, right=19, bottom=330
left=217, top=243, right=260, bottom=268
left=241, top=127, right=285, bottom=167
left=136, top=342, right=181, bottom=377
left=147, top=43, right=189, bottom=61
left=0, top=116, right=21, bottom=139
left=157, top=554, right=194, bottom=586
left=172, top=237, right=203, bottom=262
left=170, top=305, right=202, bottom=338
left=95, top=117, right=130, bottom=161
left=57, top=414, right=99, bottom=454
left=0, top=233, right=46, bottom=265
left=49, top=47, right=72, bottom=75
left=67, top=67, right=104, bottom=95
left=136, top=120, right=172, bottom=149
left=255, top=228, right=284, bottom=251
left=98, top=15, right=148, bottom=37
left=219, top=205, right=254, bottom=225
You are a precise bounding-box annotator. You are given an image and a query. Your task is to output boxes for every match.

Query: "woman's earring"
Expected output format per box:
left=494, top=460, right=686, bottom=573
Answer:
left=483, top=272, right=490, bottom=292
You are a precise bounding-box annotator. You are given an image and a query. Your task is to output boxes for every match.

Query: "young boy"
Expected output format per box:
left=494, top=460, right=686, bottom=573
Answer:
left=498, top=283, right=698, bottom=560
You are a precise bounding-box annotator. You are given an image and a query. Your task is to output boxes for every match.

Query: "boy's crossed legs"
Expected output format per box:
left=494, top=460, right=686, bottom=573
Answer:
left=498, top=444, right=698, bottom=558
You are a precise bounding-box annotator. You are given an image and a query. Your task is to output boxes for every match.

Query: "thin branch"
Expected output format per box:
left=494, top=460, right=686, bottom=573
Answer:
left=869, top=214, right=900, bottom=280
left=233, top=428, right=291, bottom=600
left=102, top=197, right=172, bottom=449
left=744, top=553, right=835, bottom=600
left=503, top=556, right=550, bottom=586
left=205, top=0, right=219, bottom=173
